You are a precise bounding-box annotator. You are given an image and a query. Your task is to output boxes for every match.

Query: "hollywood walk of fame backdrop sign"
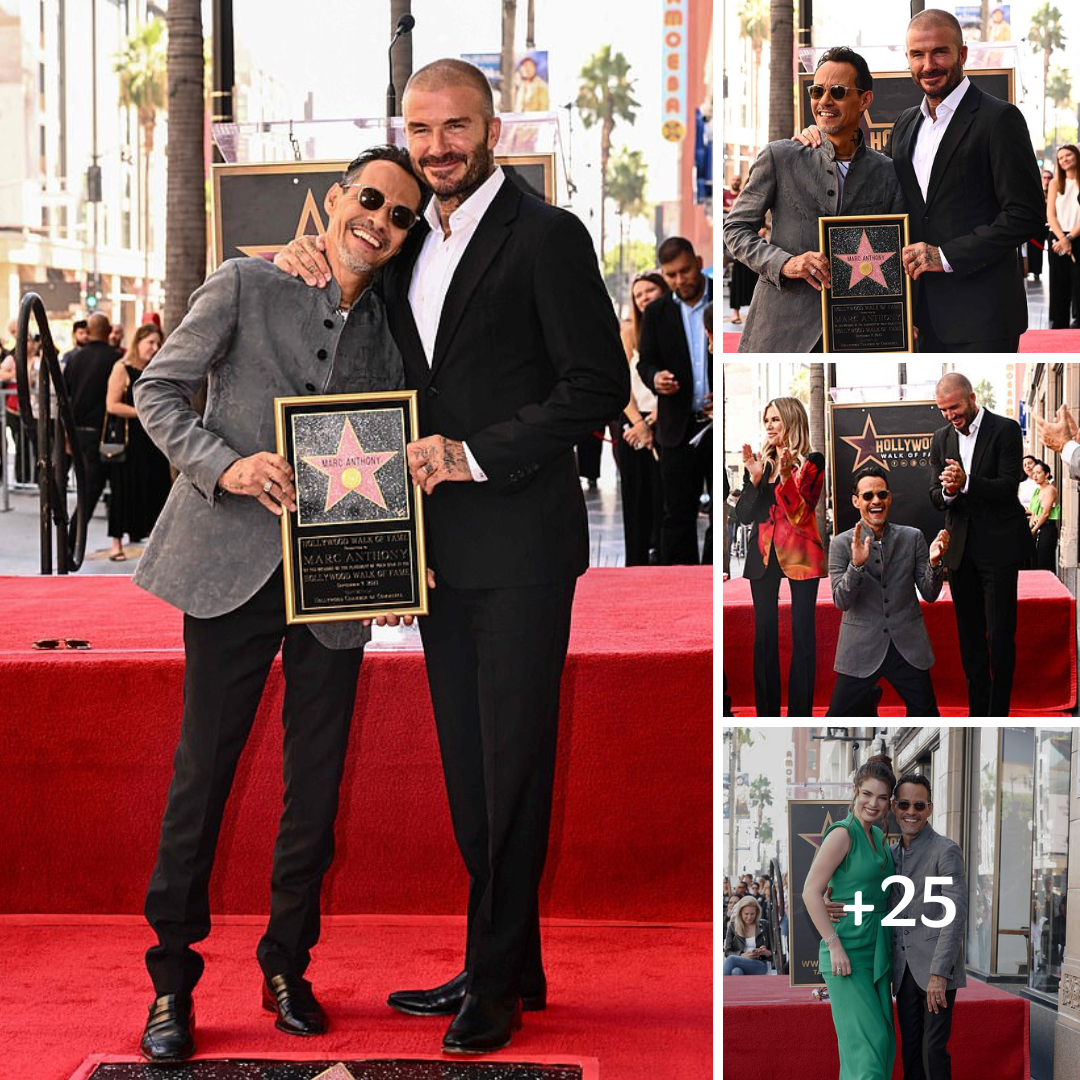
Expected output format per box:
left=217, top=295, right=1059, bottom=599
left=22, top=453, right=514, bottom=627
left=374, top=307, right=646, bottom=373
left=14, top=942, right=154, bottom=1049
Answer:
left=787, top=800, right=900, bottom=987
left=829, top=400, right=946, bottom=542
left=797, top=69, right=1014, bottom=153
left=212, top=156, right=555, bottom=267
left=819, top=214, right=913, bottom=353
left=275, top=391, right=428, bottom=622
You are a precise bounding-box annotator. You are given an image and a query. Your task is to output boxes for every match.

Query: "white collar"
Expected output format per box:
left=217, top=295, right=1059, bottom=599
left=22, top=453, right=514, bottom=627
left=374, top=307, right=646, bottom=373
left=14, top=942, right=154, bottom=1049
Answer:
left=920, top=75, right=970, bottom=122
left=422, top=166, right=506, bottom=235
left=961, top=405, right=985, bottom=437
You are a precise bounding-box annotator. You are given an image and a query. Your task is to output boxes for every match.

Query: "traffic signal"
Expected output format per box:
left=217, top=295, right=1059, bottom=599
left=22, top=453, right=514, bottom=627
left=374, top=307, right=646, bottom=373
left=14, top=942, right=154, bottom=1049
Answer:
left=85, top=272, right=102, bottom=310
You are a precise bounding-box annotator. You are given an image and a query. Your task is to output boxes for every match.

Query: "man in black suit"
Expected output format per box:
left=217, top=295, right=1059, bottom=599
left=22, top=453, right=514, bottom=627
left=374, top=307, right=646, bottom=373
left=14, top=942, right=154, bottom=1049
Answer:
left=637, top=237, right=712, bottom=564
left=276, top=59, right=627, bottom=1054
left=930, top=373, right=1030, bottom=716
left=890, top=8, right=1044, bottom=352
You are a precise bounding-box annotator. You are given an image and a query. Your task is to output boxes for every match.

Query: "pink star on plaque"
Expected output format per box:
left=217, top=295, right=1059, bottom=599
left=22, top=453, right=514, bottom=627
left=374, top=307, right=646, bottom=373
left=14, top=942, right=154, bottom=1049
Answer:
left=836, top=231, right=896, bottom=289
left=302, top=417, right=398, bottom=512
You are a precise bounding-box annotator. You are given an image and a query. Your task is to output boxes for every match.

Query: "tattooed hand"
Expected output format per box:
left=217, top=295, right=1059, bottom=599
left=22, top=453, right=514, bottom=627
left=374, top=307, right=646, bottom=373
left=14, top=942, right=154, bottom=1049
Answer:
left=407, top=435, right=473, bottom=494
left=902, top=243, right=944, bottom=280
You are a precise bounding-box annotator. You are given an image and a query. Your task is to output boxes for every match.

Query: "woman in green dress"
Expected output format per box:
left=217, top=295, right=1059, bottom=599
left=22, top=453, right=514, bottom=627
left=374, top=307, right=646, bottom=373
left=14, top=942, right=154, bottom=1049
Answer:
left=803, top=754, right=897, bottom=1080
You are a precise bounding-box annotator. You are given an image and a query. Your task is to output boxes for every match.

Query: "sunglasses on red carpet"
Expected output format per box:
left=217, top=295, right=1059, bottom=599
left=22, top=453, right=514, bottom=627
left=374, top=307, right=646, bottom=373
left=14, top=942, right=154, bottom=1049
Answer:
left=32, top=638, right=92, bottom=650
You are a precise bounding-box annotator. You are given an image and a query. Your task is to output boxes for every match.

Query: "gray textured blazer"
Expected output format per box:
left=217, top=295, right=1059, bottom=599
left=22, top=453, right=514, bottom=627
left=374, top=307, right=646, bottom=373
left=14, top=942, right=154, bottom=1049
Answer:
left=891, top=824, right=968, bottom=991
left=829, top=522, right=944, bottom=677
left=723, top=137, right=906, bottom=353
left=133, top=257, right=405, bottom=650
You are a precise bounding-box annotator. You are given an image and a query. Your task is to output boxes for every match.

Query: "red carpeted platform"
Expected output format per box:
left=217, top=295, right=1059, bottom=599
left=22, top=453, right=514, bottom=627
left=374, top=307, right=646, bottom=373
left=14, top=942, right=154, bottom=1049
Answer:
left=722, top=329, right=1080, bottom=353
left=4, top=914, right=710, bottom=1080
left=722, top=976, right=1029, bottom=1079
left=722, top=570, right=1076, bottom=716
left=1, top=568, right=712, bottom=921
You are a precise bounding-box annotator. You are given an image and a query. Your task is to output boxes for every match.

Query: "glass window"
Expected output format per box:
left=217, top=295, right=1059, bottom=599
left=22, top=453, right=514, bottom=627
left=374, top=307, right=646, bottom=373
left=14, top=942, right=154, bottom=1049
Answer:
left=997, top=728, right=1034, bottom=976
left=967, top=727, right=999, bottom=973
left=1030, top=729, right=1071, bottom=996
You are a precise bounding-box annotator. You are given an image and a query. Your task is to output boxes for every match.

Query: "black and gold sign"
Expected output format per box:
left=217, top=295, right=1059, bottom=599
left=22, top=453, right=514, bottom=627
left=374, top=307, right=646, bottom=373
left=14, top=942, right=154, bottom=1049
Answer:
left=797, top=69, right=1014, bottom=153
left=819, top=213, right=913, bottom=353
left=212, top=155, right=555, bottom=268
left=275, top=391, right=428, bottom=623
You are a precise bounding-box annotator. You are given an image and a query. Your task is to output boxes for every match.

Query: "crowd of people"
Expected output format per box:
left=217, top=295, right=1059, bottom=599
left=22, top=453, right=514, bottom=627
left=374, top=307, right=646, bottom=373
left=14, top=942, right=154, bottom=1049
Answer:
left=0, top=311, right=172, bottom=559
left=723, top=370, right=1078, bottom=718
left=720, top=8, right=1079, bottom=349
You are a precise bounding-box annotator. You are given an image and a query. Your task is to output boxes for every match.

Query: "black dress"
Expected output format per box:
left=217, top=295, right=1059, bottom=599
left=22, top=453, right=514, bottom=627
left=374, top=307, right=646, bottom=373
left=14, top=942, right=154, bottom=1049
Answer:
left=108, top=364, right=173, bottom=542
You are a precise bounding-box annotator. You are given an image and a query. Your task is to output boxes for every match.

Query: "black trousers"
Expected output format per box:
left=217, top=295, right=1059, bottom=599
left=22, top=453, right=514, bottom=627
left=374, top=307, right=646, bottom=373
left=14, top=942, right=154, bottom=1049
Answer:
left=144, top=566, right=364, bottom=995
left=616, top=431, right=663, bottom=566
left=658, top=424, right=712, bottom=565
left=1034, top=518, right=1059, bottom=571
left=915, top=293, right=1020, bottom=352
left=419, top=576, right=576, bottom=1000
left=73, top=425, right=109, bottom=523
left=948, top=552, right=1019, bottom=717
left=896, top=965, right=957, bottom=1080
left=1047, top=246, right=1080, bottom=328
left=826, top=641, right=939, bottom=717
left=749, top=552, right=819, bottom=717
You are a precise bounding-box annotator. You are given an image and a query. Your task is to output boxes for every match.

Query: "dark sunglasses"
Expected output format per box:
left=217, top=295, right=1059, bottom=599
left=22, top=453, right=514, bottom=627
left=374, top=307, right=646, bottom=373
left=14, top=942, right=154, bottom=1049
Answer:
left=32, top=638, right=91, bottom=650
left=858, top=490, right=890, bottom=501
left=895, top=800, right=929, bottom=812
left=342, top=184, right=419, bottom=230
left=807, top=83, right=866, bottom=100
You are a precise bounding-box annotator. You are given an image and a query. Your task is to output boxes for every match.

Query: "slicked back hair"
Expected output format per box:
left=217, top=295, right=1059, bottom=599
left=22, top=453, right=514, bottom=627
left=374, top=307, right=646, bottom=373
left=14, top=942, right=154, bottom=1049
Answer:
left=894, top=773, right=932, bottom=802
left=341, top=144, right=420, bottom=196
left=657, top=236, right=696, bottom=265
left=405, top=58, right=495, bottom=121
left=816, top=46, right=873, bottom=93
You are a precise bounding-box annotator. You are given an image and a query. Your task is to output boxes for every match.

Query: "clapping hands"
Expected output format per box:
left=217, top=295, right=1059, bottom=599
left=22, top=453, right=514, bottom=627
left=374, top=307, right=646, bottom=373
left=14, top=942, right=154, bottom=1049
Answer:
left=939, top=458, right=966, bottom=496
left=1037, top=403, right=1079, bottom=455
left=929, top=529, right=950, bottom=567
left=851, top=522, right=871, bottom=567
left=742, top=443, right=764, bottom=487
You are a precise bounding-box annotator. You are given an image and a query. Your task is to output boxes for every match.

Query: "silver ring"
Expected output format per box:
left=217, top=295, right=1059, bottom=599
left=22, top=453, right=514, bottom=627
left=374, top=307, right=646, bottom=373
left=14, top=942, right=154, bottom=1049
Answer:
left=263, top=479, right=274, bottom=493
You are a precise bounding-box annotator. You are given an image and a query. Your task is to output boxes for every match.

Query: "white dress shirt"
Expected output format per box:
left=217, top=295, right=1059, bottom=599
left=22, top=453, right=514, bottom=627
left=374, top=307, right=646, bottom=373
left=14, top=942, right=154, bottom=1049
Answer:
left=942, top=405, right=983, bottom=503
left=912, top=75, right=971, bottom=274
left=1061, top=439, right=1080, bottom=481
left=408, top=166, right=508, bottom=481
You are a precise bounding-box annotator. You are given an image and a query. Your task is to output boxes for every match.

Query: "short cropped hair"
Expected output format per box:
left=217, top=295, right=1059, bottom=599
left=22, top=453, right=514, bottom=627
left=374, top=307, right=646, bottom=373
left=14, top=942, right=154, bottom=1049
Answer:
left=406, top=58, right=495, bottom=121
left=657, top=236, right=696, bottom=265
left=893, top=773, right=932, bottom=802
left=851, top=463, right=889, bottom=494
left=341, top=144, right=419, bottom=194
left=908, top=8, right=965, bottom=50
left=816, top=46, right=873, bottom=93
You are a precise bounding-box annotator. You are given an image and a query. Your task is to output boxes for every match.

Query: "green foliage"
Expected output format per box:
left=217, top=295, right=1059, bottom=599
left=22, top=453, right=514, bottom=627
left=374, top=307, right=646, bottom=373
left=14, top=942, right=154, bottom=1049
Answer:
left=1047, top=66, right=1073, bottom=109
left=576, top=45, right=640, bottom=132
left=606, top=147, right=648, bottom=218
left=737, top=0, right=770, bottom=44
left=1028, top=3, right=1067, bottom=59
left=974, top=378, right=996, bottom=411
left=115, top=19, right=168, bottom=128
left=603, top=240, right=657, bottom=280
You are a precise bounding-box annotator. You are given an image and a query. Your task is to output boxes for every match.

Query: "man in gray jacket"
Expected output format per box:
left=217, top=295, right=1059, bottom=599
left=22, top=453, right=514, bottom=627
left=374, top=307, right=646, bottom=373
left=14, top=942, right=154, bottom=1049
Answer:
left=723, top=46, right=906, bottom=352
left=827, top=464, right=950, bottom=716
left=132, top=145, right=424, bottom=1062
left=827, top=773, right=967, bottom=1080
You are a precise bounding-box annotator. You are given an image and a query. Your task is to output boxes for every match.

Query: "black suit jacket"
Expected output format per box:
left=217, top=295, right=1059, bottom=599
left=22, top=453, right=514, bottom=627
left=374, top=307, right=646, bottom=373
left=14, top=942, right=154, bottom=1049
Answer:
left=381, top=178, right=629, bottom=589
left=887, top=83, right=1045, bottom=344
left=928, top=409, right=1030, bottom=568
left=636, top=281, right=713, bottom=448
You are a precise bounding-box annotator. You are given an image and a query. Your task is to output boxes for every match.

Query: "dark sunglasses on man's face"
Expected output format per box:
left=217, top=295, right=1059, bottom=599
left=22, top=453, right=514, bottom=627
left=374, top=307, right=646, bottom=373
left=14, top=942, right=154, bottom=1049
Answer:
left=807, top=84, right=865, bottom=100
left=858, top=490, right=890, bottom=502
left=342, top=184, right=419, bottom=231
left=896, top=800, right=928, bottom=812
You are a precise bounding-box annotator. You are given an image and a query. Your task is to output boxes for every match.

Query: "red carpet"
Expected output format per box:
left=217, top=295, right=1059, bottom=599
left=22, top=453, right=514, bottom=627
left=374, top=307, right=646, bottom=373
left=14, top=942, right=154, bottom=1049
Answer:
left=722, top=976, right=1028, bottom=1079
left=4, top=914, right=710, bottom=1080
left=723, top=328, right=1080, bottom=353
left=722, top=570, right=1076, bottom=715
left=1, top=568, right=712, bottom=921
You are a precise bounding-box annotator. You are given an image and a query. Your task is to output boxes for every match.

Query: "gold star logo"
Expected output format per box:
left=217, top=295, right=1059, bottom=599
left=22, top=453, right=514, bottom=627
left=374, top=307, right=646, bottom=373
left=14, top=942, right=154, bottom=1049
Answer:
left=236, top=189, right=327, bottom=259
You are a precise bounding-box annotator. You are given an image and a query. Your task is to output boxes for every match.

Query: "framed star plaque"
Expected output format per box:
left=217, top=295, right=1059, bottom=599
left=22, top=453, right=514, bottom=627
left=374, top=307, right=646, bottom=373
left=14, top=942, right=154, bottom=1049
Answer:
left=275, top=391, right=428, bottom=623
left=818, top=213, right=913, bottom=353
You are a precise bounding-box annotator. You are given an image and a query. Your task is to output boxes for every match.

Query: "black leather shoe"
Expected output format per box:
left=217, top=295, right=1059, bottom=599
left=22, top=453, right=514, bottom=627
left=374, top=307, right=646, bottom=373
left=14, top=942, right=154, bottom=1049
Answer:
left=442, top=993, right=523, bottom=1054
left=261, top=974, right=328, bottom=1035
left=139, top=994, right=195, bottom=1062
left=387, top=970, right=547, bottom=1016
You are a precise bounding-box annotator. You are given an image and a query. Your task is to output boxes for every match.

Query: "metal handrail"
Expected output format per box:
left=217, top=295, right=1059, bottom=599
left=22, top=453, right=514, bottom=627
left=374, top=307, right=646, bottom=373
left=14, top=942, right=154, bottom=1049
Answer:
left=14, top=293, right=87, bottom=573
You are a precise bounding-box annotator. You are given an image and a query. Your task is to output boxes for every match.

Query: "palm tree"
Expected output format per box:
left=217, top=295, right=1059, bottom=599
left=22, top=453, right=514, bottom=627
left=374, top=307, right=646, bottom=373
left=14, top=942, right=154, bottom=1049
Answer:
left=1028, top=4, right=1067, bottom=149
left=500, top=0, right=518, bottom=114
left=576, top=46, right=640, bottom=259
left=606, top=147, right=648, bottom=308
left=768, top=0, right=794, bottom=141
left=750, top=774, right=773, bottom=866
left=738, top=0, right=770, bottom=145
left=1046, top=67, right=1073, bottom=149
left=115, top=20, right=168, bottom=316
left=810, top=363, right=828, bottom=552
left=164, top=0, right=207, bottom=335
